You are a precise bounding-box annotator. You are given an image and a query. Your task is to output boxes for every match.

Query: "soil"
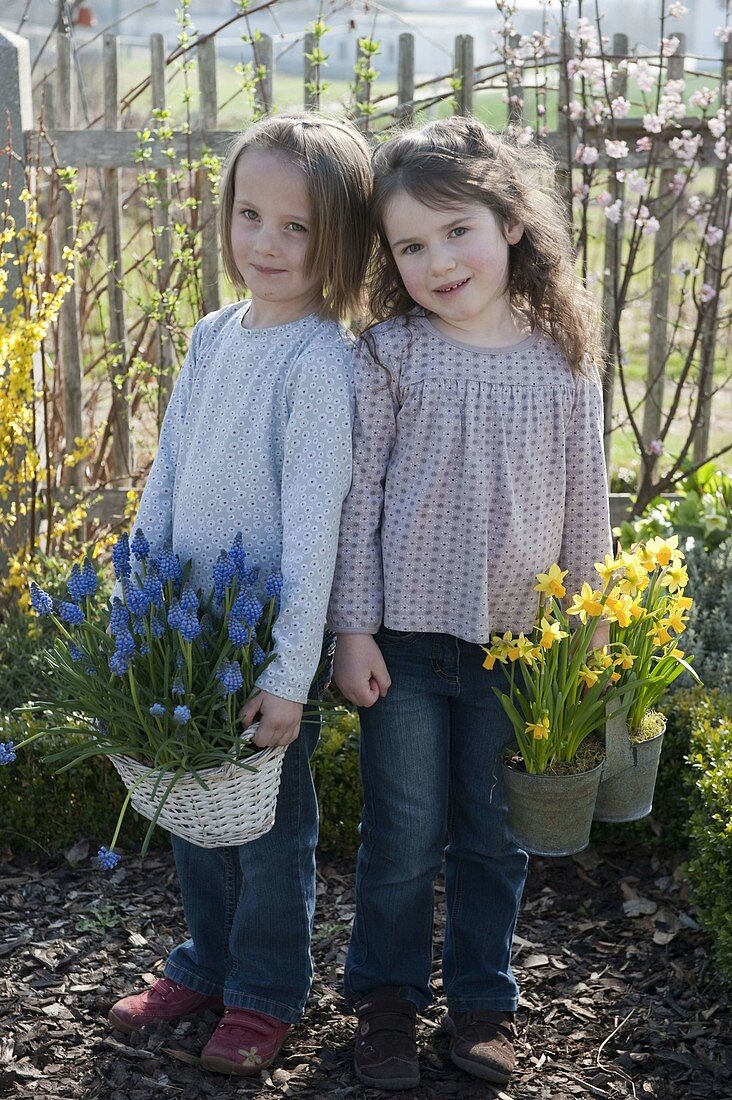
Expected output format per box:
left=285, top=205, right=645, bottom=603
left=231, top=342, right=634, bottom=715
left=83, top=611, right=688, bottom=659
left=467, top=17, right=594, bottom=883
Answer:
left=1, top=839, right=730, bottom=1100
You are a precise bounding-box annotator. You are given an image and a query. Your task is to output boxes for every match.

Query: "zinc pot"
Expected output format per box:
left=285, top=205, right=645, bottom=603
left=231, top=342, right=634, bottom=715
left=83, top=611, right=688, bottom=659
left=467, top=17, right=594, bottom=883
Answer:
left=593, top=712, right=666, bottom=823
left=502, top=759, right=604, bottom=857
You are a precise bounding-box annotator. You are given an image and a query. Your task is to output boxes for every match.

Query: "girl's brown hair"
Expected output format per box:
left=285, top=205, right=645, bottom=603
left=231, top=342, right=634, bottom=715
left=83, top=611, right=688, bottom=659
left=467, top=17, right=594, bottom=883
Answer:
left=369, top=117, right=600, bottom=372
left=219, top=113, right=372, bottom=321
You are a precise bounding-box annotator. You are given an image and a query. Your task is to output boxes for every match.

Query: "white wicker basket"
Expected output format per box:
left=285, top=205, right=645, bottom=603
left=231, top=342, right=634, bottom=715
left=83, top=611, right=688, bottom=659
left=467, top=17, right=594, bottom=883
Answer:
left=109, top=728, right=286, bottom=848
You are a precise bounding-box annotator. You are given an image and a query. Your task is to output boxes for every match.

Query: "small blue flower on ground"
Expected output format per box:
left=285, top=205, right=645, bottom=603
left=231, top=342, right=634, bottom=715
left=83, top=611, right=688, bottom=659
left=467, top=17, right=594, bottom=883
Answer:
left=69, top=643, right=85, bottom=662
left=29, top=582, right=53, bottom=616
left=149, top=702, right=166, bottom=718
left=96, top=846, right=121, bottom=870
left=112, top=534, right=131, bottom=580
left=173, top=705, right=191, bottom=725
left=172, top=675, right=185, bottom=697
left=131, top=529, right=150, bottom=561
left=0, top=742, right=17, bottom=765
left=109, top=650, right=131, bottom=677
left=58, top=601, right=85, bottom=626
left=217, top=659, right=244, bottom=695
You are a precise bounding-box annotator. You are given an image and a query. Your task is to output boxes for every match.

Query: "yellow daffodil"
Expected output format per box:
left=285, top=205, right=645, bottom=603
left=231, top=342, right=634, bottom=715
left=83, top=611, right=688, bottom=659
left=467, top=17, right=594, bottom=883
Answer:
left=645, top=534, right=682, bottom=568
left=662, top=608, right=688, bottom=634
left=651, top=624, right=673, bottom=646
left=618, top=552, right=650, bottom=595
left=538, top=616, right=568, bottom=649
left=526, top=715, right=551, bottom=741
left=670, top=648, right=685, bottom=660
left=670, top=595, right=693, bottom=613
left=603, top=592, right=635, bottom=628
left=482, top=651, right=499, bottom=670
left=610, top=671, right=621, bottom=683
left=566, top=582, right=604, bottom=622
left=534, top=564, right=568, bottom=599
left=660, top=563, right=689, bottom=593
left=594, top=553, right=622, bottom=585
left=590, top=647, right=613, bottom=671
left=578, top=665, right=599, bottom=688
left=613, top=647, right=635, bottom=670
left=508, top=633, right=534, bottom=662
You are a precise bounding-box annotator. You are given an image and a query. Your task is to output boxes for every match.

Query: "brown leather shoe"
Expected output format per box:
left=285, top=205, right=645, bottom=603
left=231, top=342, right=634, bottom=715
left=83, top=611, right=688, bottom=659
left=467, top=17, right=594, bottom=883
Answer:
left=353, top=987, right=420, bottom=1090
left=445, top=1009, right=515, bottom=1083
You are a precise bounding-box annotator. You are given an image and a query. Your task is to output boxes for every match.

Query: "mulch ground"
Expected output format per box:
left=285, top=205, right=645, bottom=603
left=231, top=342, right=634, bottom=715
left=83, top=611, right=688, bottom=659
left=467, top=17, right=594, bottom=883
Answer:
left=1, top=838, right=730, bottom=1100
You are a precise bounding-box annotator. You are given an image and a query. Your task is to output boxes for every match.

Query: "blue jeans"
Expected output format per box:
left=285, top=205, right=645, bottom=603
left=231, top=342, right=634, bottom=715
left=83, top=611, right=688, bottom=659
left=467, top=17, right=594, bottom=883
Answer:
left=345, top=627, right=528, bottom=1014
left=165, top=640, right=333, bottom=1023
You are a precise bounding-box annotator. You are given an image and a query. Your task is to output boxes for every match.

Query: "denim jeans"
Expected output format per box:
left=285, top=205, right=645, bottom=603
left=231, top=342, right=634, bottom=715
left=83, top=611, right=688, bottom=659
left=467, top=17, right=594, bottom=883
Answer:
left=164, top=636, right=334, bottom=1024
left=345, top=627, right=528, bottom=1014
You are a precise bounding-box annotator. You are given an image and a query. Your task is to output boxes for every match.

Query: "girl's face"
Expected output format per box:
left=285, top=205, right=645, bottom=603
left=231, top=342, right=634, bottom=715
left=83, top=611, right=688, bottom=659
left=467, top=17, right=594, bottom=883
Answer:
left=383, top=190, right=524, bottom=340
left=230, top=149, right=323, bottom=326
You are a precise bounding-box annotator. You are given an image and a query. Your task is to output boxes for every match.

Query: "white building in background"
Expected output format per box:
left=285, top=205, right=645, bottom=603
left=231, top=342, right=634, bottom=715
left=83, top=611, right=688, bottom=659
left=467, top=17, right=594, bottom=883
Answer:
left=2, top=0, right=729, bottom=79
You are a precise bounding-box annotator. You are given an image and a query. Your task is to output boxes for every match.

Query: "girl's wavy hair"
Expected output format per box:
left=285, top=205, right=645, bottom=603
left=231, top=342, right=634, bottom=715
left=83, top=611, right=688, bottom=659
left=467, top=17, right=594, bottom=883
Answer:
left=219, top=112, right=372, bottom=321
left=369, top=117, right=600, bottom=373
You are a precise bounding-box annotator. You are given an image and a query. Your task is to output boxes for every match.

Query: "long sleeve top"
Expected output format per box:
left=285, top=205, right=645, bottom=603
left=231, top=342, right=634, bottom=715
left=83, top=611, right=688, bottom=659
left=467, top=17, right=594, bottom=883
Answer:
left=328, top=314, right=612, bottom=642
left=129, top=301, right=353, bottom=702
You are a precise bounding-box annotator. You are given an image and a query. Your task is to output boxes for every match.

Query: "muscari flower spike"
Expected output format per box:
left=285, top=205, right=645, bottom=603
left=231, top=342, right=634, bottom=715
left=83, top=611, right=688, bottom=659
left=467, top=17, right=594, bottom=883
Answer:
left=124, top=579, right=150, bottom=619
left=0, top=742, right=17, bottom=765
left=171, top=675, right=185, bottom=697
left=81, top=558, right=98, bottom=598
left=143, top=568, right=164, bottom=608
left=252, top=642, right=266, bottom=668
left=180, top=583, right=199, bottom=613
left=29, top=581, right=53, bottom=617
left=131, top=529, right=150, bottom=561
left=228, top=532, right=247, bottom=574
left=217, top=659, right=243, bottom=695
left=150, top=615, right=165, bottom=639
left=109, top=650, right=131, bottom=677
left=149, top=702, right=166, bottom=718
left=58, top=601, right=85, bottom=627
left=227, top=614, right=249, bottom=647
left=232, top=591, right=263, bottom=629
left=114, top=630, right=136, bottom=659
left=69, top=643, right=85, bottom=662
left=167, top=602, right=184, bottom=632
left=108, top=598, right=130, bottom=635
left=96, top=846, right=121, bottom=870
left=179, top=609, right=201, bottom=643
left=67, top=564, right=86, bottom=603
left=157, top=546, right=182, bottom=586
left=173, top=705, right=191, bottom=725
left=213, top=552, right=236, bottom=603
left=265, top=570, right=284, bottom=601
left=112, top=534, right=131, bottom=580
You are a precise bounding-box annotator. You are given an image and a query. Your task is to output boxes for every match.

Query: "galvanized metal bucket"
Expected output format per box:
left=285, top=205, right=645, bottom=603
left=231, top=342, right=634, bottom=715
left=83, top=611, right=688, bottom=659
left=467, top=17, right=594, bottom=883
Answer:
left=593, top=712, right=666, bottom=823
left=502, top=759, right=604, bottom=857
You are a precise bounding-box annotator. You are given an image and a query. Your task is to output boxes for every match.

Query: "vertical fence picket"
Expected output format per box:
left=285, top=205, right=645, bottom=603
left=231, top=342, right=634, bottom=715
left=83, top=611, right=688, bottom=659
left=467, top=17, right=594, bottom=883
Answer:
left=103, top=33, right=130, bottom=480
left=454, top=35, right=474, bottom=116
left=601, top=33, right=628, bottom=467
left=694, top=36, right=732, bottom=465
left=254, top=33, right=273, bottom=116
left=641, top=37, right=686, bottom=471
left=507, top=33, right=524, bottom=128
left=197, top=36, right=220, bottom=317
left=150, top=33, right=175, bottom=425
left=556, top=29, right=574, bottom=217
left=56, top=33, right=84, bottom=488
left=397, top=33, right=415, bottom=127
left=303, top=31, right=319, bottom=111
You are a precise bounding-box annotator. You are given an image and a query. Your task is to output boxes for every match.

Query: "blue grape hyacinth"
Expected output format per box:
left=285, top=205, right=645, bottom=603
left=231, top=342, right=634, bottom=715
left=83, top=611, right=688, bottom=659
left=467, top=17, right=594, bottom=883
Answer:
left=29, top=582, right=53, bottom=616
left=112, top=534, right=131, bottom=580
left=149, top=702, right=166, bottom=718
left=96, top=846, right=121, bottom=870
left=130, top=529, right=150, bottom=561
left=58, top=601, right=85, bottom=626
left=217, top=659, right=244, bottom=695
left=173, top=705, right=191, bottom=725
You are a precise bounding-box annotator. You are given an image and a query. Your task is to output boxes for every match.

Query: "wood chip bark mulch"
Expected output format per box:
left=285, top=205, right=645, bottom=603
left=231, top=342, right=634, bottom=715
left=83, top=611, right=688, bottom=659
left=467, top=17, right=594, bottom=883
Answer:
left=1, top=840, right=730, bottom=1100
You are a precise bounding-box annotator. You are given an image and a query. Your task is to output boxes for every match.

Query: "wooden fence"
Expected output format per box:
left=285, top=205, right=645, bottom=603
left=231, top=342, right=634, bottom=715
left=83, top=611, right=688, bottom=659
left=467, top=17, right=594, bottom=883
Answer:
left=0, top=22, right=730, bottom=515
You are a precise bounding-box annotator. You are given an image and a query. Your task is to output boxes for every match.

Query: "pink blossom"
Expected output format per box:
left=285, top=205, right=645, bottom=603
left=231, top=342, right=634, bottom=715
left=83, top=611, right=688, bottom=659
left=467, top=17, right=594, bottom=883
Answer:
left=568, top=100, right=585, bottom=121
left=715, top=137, right=729, bottom=162
left=627, top=171, right=649, bottom=195
left=596, top=190, right=613, bottom=207
left=662, top=37, right=680, bottom=58
left=605, top=200, right=623, bottom=224
left=631, top=60, right=655, bottom=94
left=612, top=97, right=630, bottom=119
left=715, top=26, right=732, bottom=45
left=636, top=136, right=653, bottom=153
left=700, top=283, right=717, bottom=303
left=689, top=87, right=716, bottom=110
left=643, top=113, right=663, bottom=134
left=605, top=139, right=629, bottom=159
left=708, top=113, right=727, bottom=139
left=648, top=439, right=664, bottom=457
left=576, top=144, right=600, bottom=166
left=705, top=226, right=724, bottom=247
left=642, top=217, right=660, bottom=235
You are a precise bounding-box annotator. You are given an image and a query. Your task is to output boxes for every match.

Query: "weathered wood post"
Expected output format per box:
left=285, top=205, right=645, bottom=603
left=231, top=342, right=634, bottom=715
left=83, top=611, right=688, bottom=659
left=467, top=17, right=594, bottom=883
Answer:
left=0, top=25, right=32, bottom=313
left=397, top=34, right=415, bottom=127
left=150, top=32, right=175, bottom=426
left=197, top=36, right=220, bottom=317
left=454, top=35, right=474, bottom=117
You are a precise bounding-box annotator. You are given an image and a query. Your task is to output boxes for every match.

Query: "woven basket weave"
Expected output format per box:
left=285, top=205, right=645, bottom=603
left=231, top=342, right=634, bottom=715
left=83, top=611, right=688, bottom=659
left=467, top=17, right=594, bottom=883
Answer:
left=109, top=728, right=286, bottom=848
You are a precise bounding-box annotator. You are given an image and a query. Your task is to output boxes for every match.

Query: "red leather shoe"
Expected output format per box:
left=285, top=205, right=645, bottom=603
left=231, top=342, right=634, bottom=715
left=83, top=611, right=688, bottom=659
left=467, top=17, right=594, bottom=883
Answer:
left=200, top=1007, right=292, bottom=1076
left=108, top=977, right=224, bottom=1033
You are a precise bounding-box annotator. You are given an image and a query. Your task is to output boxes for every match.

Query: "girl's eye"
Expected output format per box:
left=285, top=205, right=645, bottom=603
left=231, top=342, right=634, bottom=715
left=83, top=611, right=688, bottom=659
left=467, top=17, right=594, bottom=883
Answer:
left=402, top=243, right=422, bottom=255
left=286, top=222, right=307, bottom=233
left=240, top=208, right=258, bottom=220
left=449, top=226, right=468, bottom=238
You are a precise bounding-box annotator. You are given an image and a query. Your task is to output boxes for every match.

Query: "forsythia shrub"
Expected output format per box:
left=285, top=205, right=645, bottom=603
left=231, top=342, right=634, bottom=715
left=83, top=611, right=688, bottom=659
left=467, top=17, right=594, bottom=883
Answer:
left=685, top=692, right=732, bottom=980
left=313, top=705, right=362, bottom=857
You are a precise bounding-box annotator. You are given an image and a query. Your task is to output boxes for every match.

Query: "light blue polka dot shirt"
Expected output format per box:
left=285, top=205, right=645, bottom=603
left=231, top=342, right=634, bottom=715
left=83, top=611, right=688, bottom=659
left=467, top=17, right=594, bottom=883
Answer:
left=129, top=301, right=354, bottom=703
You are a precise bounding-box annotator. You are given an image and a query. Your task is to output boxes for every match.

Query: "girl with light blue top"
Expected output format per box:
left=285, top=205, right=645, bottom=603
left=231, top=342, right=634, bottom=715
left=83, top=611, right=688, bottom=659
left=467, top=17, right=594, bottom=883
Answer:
left=108, top=114, right=372, bottom=1077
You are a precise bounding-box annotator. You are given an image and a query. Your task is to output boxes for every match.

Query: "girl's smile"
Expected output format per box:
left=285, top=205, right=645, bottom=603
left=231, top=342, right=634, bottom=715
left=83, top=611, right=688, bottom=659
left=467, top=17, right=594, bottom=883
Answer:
left=230, top=149, right=324, bottom=328
left=384, top=192, right=525, bottom=346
